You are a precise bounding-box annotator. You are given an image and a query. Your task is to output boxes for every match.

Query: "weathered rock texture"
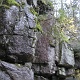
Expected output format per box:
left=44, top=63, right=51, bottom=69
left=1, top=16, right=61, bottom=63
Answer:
left=0, top=61, right=34, bottom=80
left=0, top=0, right=79, bottom=80
left=0, top=0, right=36, bottom=63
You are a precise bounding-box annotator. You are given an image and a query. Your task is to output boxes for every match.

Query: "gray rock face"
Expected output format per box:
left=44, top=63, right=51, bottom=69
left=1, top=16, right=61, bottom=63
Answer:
left=32, top=14, right=56, bottom=78
left=59, top=42, right=75, bottom=68
left=55, top=42, right=75, bottom=79
left=32, top=47, right=56, bottom=75
left=0, top=61, right=34, bottom=80
left=0, top=71, right=11, bottom=80
left=34, top=14, right=55, bottom=64
left=0, top=0, right=37, bottom=79
left=0, top=0, right=36, bottom=63
left=0, top=0, right=78, bottom=80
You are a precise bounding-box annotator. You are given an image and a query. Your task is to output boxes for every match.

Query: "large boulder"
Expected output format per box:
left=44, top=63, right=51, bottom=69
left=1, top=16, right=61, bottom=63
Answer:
left=0, top=0, right=36, bottom=63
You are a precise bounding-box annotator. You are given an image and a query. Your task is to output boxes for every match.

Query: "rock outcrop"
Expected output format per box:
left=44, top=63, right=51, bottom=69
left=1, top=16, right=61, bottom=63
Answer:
left=0, top=0, right=79, bottom=80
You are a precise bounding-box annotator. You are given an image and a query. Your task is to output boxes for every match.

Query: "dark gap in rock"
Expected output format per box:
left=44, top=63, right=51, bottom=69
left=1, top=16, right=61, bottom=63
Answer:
left=32, top=63, right=48, bottom=65
left=37, top=0, right=47, bottom=14
left=0, top=44, right=8, bottom=61
left=57, top=64, right=73, bottom=69
left=34, top=73, right=54, bottom=79
left=37, top=0, right=53, bottom=15
left=26, top=0, right=33, bottom=5
left=74, top=50, right=80, bottom=53
left=0, top=46, right=27, bottom=65
left=3, top=52, right=34, bottom=65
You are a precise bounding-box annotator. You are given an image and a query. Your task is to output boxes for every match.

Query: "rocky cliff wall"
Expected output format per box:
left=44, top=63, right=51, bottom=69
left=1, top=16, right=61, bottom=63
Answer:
left=0, top=0, right=79, bottom=80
